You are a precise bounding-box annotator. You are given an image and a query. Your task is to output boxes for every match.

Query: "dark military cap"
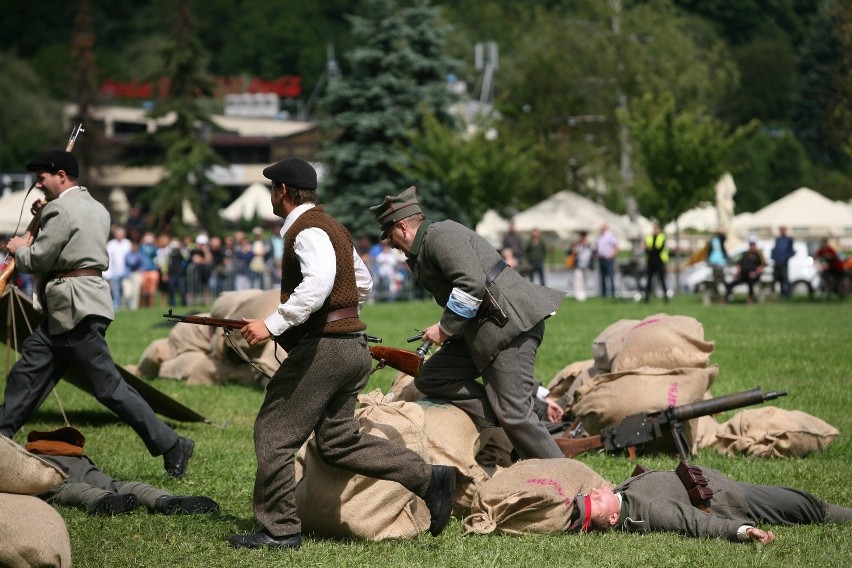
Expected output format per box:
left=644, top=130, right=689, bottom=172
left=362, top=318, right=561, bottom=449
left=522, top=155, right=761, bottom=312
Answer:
left=262, top=157, right=317, bottom=189
left=26, top=150, right=79, bottom=178
left=369, top=186, right=423, bottom=239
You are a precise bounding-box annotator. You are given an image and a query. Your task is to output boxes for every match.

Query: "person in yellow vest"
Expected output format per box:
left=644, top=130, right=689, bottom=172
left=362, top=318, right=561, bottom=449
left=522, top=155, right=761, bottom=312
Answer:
left=644, top=223, right=669, bottom=303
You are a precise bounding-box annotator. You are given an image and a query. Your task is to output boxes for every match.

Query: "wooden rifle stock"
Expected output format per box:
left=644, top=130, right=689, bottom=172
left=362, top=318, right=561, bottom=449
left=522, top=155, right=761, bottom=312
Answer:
left=369, top=343, right=430, bottom=377
left=554, top=434, right=603, bottom=458
left=163, top=310, right=245, bottom=330
left=0, top=124, right=84, bottom=298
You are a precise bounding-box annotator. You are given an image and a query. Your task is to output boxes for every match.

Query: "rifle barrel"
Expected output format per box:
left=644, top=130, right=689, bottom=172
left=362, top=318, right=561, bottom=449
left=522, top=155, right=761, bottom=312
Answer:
left=669, top=387, right=787, bottom=422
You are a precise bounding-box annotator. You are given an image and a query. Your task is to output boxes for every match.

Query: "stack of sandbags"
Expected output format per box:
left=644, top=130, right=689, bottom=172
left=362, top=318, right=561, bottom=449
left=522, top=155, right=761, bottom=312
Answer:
left=568, top=314, right=719, bottom=455
left=0, top=435, right=71, bottom=568
left=712, top=407, right=839, bottom=458
left=295, top=390, right=431, bottom=540
left=463, top=458, right=608, bottom=535
left=131, top=289, right=283, bottom=387
left=387, top=371, right=514, bottom=477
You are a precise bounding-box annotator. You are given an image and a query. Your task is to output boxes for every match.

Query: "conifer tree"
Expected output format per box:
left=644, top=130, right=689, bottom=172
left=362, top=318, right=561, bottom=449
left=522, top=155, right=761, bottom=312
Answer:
left=319, top=0, right=459, bottom=236
left=145, top=0, right=226, bottom=234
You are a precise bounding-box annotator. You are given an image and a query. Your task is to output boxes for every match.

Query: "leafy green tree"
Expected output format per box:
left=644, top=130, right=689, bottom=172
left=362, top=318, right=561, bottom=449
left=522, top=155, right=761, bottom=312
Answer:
left=625, top=92, right=755, bottom=225
left=492, top=0, right=739, bottom=205
left=402, top=108, right=540, bottom=226
left=319, top=0, right=459, bottom=236
left=143, top=0, right=227, bottom=234
left=727, top=129, right=812, bottom=213
left=0, top=54, right=63, bottom=172
left=792, top=0, right=849, bottom=169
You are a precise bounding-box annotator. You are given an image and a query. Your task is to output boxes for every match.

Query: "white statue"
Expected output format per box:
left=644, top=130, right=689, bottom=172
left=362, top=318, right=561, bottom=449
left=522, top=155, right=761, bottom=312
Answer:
left=715, top=173, right=737, bottom=236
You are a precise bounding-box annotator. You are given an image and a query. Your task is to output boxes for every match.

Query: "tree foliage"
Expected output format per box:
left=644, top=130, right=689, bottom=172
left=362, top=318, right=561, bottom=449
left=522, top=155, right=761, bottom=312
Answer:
left=319, top=0, right=460, bottom=236
left=143, top=1, right=228, bottom=235
left=402, top=108, right=539, bottom=225
left=623, top=92, right=756, bottom=226
left=0, top=53, right=64, bottom=173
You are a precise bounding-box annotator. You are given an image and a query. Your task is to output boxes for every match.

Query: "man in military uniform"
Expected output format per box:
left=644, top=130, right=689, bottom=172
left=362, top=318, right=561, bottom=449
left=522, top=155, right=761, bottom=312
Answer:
left=1, top=149, right=193, bottom=479
left=370, top=186, right=566, bottom=460
left=569, top=464, right=852, bottom=542
left=230, top=160, right=455, bottom=550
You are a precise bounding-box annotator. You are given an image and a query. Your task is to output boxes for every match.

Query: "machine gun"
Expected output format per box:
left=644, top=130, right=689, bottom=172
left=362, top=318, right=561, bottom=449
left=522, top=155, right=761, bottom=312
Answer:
left=556, top=387, right=788, bottom=461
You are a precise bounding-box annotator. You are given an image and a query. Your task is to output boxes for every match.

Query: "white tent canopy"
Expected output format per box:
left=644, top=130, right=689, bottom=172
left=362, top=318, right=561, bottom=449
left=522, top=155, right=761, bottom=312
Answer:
left=0, top=188, right=45, bottom=235
left=475, top=209, right=509, bottom=248
left=510, top=190, right=652, bottom=246
left=220, top=182, right=276, bottom=223
left=735, top=187, right=852, bottom=239
left=665, top=203, right=718, bottom=234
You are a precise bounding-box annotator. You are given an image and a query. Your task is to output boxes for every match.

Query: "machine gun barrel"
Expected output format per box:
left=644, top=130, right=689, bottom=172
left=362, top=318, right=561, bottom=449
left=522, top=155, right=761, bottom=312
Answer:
left=668, top=387, right=787, bottom=423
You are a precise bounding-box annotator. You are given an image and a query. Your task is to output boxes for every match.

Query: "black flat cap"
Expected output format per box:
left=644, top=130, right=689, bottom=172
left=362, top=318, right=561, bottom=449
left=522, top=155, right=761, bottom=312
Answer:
left=26, top=150, right=79, bottom=178
left=262, top=157, right=317, bottom=190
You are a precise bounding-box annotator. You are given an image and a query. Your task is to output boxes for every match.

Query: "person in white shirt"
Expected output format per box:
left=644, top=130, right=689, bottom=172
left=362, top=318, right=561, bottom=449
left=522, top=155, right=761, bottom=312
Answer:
left=228, top=158, right=456, bottom=550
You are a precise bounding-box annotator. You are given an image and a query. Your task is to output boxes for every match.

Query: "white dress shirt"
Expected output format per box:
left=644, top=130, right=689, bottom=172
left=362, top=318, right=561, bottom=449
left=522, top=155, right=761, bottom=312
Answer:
left=264, top=203, right=372, bottom=336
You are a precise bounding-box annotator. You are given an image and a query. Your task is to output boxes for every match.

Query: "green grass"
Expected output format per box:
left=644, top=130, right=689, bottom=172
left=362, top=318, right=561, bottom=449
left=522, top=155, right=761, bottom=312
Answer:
left=2, top=294, right=851, bottom=567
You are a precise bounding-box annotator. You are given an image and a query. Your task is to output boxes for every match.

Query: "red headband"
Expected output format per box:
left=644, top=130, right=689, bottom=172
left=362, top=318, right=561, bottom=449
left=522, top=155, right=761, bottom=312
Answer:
left=581, top=494, right=592, bottom=532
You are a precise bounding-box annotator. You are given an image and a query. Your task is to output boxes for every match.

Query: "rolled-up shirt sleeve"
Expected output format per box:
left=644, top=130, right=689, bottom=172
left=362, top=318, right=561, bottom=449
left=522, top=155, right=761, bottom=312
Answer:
left=353, top=249, right=372, bottom=307
left=264, top=227, right=336, bottom=336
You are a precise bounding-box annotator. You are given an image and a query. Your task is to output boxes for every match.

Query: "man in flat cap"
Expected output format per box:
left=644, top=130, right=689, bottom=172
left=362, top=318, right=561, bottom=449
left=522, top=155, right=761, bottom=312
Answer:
left=370, top=186, right=566, bottom=460
left=568, top=463, right=852, bottom=542
left=1, top=149, right=195, bottom=479
left=230, top=158, right=456, bottom=550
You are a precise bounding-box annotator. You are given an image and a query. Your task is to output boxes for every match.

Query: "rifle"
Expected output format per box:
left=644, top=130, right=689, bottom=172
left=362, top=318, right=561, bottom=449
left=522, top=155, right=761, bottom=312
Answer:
left=369, top=331, right=433, bottom=378
left=555, top=387, right=788, bottom=461
left=164, top=310, right=384, bottom=342
left=1, top=123, right=84, bottom=298
left=163, top=310, right=246, bottom=330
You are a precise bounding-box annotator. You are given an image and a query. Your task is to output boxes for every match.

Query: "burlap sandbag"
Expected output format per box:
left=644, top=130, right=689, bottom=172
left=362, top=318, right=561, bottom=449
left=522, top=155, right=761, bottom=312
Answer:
left=546, top=359, right=596, bottom=400
left=573, top=366, right=718, bottom=455
left=592, top=319, right=639, bottom=372
left=0, top=435, right=66, bottom=495
left=463, top=458, right=608, bottom=535
left=712, top=407, right=839, bottom=458
left=418, top=398, right=490, bottom=516
left=210, top=289, right=282, bottom=362
left=158, top=350, right=217, bottom=385
left=387, top=372, right=424, bottom=402
left=295, top=390, right=430, bottom=540
left=573, top=366, right=718, bottom=434
left=693, top=414, right=720, bottom=452
left=134, top=337, right=174, bottom=379
left=611, top=314, right=715, bottom=372
left=167, top=316, right=216, bottom=355
left=0, top=493, right=71, bottom=568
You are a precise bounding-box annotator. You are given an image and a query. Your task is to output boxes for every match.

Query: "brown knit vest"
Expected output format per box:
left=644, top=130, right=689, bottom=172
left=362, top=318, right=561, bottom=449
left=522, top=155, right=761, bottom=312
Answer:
left=277, top=206, right=366, bottom=351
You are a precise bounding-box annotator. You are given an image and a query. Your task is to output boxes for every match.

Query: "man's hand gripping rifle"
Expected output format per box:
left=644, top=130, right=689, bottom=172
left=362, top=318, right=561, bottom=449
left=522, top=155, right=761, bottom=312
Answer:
left=556, top=387, right=788, bottom=461
left=368, top=330, right=433, bottom=378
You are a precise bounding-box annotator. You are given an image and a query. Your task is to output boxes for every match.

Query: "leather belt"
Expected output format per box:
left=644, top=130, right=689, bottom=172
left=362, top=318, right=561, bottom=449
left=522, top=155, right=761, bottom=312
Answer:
left=49, top=268, right=102, bottom=281
left=324, top=306, right=359, bottom=323
left=485, top=259, right=508, bottom=286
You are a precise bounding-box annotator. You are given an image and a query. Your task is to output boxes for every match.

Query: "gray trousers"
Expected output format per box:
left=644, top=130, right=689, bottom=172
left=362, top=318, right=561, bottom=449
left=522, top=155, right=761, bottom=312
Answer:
left=0, top=317, right=177, bottom=456
left=253, top=334, right=432, bottom=537
left=738, top=482, right=852, bottom=525
left=416, top=320, right=562, bottom=460
left=40, top=454, right=169, bottom=511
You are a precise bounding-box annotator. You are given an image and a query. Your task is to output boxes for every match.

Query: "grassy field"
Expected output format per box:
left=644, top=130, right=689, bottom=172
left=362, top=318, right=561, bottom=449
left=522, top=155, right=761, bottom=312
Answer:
left=2, top=293, right=850, bottom=567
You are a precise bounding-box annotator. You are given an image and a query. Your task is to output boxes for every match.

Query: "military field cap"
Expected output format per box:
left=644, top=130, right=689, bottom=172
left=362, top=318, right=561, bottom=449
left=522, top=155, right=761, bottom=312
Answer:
left=370, top=186, right=423, bottom=239
left=26, top=426, right=86, bottom=448
left=567, top=494, right=592, bottom=532
left=262, top=157, right=317, bottom=189
left=26, top=149, right=79, bottom=178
